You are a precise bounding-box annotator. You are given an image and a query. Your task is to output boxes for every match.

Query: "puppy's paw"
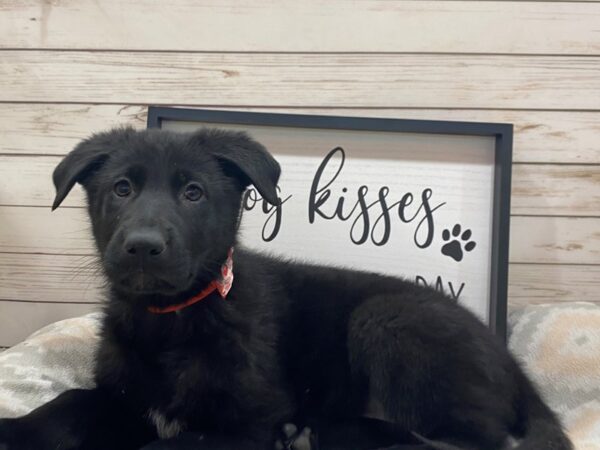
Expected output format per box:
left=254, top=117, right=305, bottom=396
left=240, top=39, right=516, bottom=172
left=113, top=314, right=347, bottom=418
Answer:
left=275, top=423, right=314, bottom=450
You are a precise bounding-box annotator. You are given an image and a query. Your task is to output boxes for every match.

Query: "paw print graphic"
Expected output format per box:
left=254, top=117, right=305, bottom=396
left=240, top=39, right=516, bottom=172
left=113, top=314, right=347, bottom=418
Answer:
left=441, top=224, right=476, bottom=262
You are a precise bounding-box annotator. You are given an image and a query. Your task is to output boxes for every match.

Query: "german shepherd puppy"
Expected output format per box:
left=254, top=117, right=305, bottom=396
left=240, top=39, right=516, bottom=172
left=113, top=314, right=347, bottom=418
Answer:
left=0, top=128, right=572, bottom=450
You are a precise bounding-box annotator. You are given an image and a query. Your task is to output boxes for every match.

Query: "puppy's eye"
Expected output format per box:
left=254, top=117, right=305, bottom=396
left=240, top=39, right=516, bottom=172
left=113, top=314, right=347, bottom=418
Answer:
left=183, top=184, right=204, bottom=202
left=114, top=179, right=132, bottom=197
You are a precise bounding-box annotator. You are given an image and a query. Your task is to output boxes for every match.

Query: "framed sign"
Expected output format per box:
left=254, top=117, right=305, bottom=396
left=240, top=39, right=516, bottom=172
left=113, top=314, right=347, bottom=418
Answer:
left=148, top=107, right=513, bottom=339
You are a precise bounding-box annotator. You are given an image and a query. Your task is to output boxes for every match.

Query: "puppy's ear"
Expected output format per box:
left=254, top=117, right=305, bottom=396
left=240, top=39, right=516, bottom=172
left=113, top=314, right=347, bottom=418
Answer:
left=52, top=143, right=108, bottom=210
left=52, top=127, right=135, bottom=210
left=197, top=130, right=281, bottom=205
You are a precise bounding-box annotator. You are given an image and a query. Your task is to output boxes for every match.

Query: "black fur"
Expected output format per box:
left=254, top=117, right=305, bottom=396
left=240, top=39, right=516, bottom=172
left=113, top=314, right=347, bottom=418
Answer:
left=0, top=128, right=572, bottom=450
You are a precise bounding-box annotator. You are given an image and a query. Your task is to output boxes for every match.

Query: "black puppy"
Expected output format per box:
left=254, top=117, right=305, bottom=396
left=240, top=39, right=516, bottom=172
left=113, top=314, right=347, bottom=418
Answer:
left=0, top=128, right=572, bottom=450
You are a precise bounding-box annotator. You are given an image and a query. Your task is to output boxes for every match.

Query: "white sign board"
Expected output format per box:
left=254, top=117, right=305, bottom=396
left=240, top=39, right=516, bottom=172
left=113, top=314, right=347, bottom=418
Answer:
left=150, top=108, right=512, bottom=337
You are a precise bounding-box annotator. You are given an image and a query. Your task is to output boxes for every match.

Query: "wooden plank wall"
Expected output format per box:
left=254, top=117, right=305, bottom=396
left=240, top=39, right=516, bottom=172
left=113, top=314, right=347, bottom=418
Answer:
left=0, top=0, right=598, bottom=346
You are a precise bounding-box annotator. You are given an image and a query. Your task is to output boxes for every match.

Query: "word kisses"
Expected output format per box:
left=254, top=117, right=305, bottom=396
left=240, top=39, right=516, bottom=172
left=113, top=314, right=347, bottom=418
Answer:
left=309, top=146, right=445, bottom=248
left=242, top=146, right=446, bottom=248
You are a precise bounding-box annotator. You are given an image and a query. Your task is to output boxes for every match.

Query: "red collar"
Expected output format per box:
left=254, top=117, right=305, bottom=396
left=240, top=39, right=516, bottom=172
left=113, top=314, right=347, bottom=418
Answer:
left=147, top=248, right=234, bottom=314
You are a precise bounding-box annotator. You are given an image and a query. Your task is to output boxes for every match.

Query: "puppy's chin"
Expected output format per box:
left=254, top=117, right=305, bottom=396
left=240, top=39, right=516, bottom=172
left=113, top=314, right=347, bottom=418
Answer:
left=111, top=271, right=192, bottom=297
left=125, top=274, right=173, bottom=294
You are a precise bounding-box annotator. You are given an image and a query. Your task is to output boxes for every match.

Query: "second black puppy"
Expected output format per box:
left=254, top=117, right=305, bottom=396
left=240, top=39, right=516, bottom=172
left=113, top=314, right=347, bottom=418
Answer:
left=0, top=128, right=571, bottom=450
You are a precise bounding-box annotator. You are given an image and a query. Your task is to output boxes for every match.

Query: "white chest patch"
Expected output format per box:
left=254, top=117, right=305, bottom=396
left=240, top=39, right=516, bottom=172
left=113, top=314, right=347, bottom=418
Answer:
left=147, top=409, right=184, bottom=439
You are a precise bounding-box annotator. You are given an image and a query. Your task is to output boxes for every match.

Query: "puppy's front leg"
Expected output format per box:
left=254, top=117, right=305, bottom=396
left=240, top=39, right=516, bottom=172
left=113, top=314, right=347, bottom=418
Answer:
left=0, top=387, right=153, bottom=450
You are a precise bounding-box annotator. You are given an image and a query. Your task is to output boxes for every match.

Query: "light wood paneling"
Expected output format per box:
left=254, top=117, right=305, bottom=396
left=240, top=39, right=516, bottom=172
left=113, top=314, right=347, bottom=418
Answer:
left=510, top=216, right=600, bottom=265
left=511, top=165, right=600, bottom=217
left=2, top=104, right=600, bottom=164
left=1, top=52, right=599, bottom=109
left=3, top=156, right=598, bottom=217
left=0, top=104, right=148, bottom=156
left=0, top=301, right=99, bottom=347
left=0, top=253, right=104, bottom=303
left=1, top=207, right=597, bottom=265
left=508, top=263, right=600, bottom=308
left=0, top=206, right=94, bottom=255
left=1, top=1, right=598, bottom=54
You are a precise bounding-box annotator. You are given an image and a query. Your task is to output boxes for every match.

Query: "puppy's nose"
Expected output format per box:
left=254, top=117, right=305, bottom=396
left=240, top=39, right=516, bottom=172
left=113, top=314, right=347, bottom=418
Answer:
left=123, top=230, right=166, bottom=258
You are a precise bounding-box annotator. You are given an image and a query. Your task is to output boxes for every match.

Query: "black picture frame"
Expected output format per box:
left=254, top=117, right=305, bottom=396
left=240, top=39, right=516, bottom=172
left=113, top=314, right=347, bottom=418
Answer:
left=147, top=107, right=513, bottom=340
